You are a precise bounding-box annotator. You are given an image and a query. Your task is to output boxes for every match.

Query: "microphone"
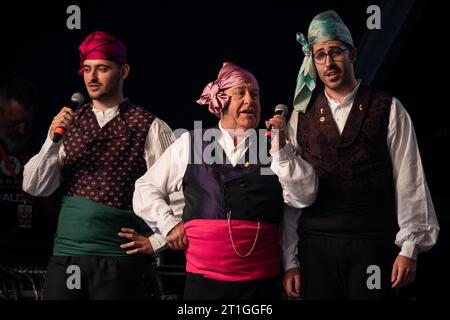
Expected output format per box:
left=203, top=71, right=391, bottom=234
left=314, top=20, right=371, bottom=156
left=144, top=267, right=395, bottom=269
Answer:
left=266, top=104, right=288, bottom=142
left=52, top=92, right=84, bottom=143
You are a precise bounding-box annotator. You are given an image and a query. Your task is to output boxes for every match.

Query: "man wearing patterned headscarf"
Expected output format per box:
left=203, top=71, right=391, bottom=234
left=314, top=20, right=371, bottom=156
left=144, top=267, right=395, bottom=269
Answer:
left=133, top=62, right=317, bottom=299
left=23, top=31, right=182, bottom=299
left=282, top=10, right=439, bottom=299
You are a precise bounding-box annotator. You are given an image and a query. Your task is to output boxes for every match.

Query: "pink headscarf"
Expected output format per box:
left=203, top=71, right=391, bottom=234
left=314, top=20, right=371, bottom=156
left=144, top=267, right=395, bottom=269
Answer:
left=78, top=31, right=127, bottom=75
left=196, top=62, right=258, bottom=116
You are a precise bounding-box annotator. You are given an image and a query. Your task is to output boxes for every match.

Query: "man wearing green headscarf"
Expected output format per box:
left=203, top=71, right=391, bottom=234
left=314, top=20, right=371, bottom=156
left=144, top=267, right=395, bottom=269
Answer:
left=281, top=10, right=439, bottom=299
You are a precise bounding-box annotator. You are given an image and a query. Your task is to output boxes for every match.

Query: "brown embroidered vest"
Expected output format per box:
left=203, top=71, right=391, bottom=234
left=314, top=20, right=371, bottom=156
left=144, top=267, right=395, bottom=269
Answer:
left=297, top=85, right=397, bottom=237
left=61, top=99, right=154, bottom=210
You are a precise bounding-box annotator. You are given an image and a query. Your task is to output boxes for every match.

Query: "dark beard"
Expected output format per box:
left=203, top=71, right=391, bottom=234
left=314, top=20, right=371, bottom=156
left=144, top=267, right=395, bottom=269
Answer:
left=89, top=77, right=121, bottom=101
left=90, top=89, right=115, bottom=101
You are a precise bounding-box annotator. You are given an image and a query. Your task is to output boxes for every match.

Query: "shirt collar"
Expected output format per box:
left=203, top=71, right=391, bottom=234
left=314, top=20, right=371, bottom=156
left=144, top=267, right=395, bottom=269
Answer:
left=325, top=79, right=362, bottom=108
left=91, top=101, right=123, bottom=116
left=218, top=121, right=255, bottom=150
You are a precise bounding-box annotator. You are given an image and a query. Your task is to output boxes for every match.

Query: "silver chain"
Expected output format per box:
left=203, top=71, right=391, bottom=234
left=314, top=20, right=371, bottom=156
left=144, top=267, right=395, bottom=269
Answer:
left=227, top=211, right=261, bottom=258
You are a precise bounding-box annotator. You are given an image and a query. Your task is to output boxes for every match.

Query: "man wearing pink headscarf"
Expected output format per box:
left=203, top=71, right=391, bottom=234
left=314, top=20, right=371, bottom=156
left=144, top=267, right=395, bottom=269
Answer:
left=23, top=31, right=181, bottom=299
left=133, top=62, right=317, bottom=299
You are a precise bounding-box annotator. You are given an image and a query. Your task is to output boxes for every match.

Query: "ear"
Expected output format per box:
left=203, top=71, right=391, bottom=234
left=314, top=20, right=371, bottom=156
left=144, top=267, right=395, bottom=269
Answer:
left=349, top=47, right=358, bottom=64
left=120, top=64, right=130, bottom=80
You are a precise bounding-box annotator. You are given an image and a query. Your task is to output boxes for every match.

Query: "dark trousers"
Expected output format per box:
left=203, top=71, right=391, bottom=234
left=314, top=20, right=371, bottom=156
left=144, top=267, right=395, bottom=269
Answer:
left=298, top=233, right=399, bottom=300
left=183, top=273, right=281, bottom=300
left=43, top=255, right=145, bottom=300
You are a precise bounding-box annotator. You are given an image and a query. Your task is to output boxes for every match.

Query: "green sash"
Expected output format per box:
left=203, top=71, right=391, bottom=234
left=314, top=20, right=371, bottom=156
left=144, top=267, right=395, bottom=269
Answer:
left=53, top=196, right=145, bottom=256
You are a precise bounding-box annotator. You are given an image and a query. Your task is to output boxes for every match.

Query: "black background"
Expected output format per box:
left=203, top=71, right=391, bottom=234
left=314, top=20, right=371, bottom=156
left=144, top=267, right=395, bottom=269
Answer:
left=1, top=0, right=448, bottom=299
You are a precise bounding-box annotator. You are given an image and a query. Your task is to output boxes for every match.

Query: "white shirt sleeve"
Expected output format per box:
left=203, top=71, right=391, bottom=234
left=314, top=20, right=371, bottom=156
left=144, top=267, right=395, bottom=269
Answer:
left=134, top=132, right=190, bottom=253
left=144, top=117, right=177, bottom=168
left=143, top=118, right=186, bottom=253
left=22, top=134, right=65, bottom=197
left=280, top=204, right=301, bottom=272
left=388, top=98, right=440, bottom=259
left=287, top=110, right=301, bottom=154
left=274, top=118, right=316, bottom=270
left=270, top=140, right=318, bottom=209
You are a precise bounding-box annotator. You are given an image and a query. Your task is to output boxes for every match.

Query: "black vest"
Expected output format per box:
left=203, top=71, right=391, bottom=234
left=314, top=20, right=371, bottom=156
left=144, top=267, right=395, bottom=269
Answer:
left=182, top=128, right=284, bottom=224
left=297, top=85, right=397, bottom=237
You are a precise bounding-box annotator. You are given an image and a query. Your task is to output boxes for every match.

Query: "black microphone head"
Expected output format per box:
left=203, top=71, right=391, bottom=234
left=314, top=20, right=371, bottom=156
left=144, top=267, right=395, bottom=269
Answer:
left=274, top=104, right=288, bottom=117
left=71, top=92, right=84, bottom=106
left=68, top=92, right=84, bottom=110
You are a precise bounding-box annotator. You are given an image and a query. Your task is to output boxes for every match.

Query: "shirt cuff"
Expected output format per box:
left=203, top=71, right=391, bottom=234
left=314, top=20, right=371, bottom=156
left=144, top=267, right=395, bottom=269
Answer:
left=283, top=261, right=300, bottom=272
left=158, top=214, right=183, bottom=238
left=282, top=252, right=300, bottom=272
left=270, top=142, right=294, bottom=162
left=399, top=240, right=418, bottom=260
left=148, top=234, right=168, bottom=254
left=43, top=134, right=62, bottom=154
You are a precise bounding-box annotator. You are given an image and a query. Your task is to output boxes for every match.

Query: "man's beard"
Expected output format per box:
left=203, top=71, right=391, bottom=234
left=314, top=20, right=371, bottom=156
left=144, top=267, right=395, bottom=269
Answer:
left=89, top=78, right=121, bottom=101
left=89, top=88, right=115, bottom=100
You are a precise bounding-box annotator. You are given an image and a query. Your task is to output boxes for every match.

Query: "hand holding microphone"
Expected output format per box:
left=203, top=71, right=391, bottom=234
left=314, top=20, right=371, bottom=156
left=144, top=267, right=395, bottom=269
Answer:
left=265, top=104, right=288, bottom=153
left=50, top=93, right=84, bottom=142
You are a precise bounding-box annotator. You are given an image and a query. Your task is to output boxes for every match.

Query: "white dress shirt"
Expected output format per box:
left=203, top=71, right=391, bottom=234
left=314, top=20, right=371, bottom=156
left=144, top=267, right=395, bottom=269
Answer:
left=282, top=81, right=440, bottom=271
left=22, top=103, right=183, bottom=251
left=133, top=121, right=318, bottom=253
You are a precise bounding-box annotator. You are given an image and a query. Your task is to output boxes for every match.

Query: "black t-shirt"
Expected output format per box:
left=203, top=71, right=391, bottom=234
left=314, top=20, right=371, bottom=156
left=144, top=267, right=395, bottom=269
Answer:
left=0, top=144, right=55, bottom=265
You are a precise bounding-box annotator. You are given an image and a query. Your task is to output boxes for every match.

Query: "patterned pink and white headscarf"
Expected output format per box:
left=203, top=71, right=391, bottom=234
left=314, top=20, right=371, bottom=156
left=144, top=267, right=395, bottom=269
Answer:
left=196, top=62, right=258, bottom=116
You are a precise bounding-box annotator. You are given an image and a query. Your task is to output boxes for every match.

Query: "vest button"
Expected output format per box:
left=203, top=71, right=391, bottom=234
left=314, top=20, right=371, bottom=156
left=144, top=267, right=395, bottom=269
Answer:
left=240, top=183, right=247, bottom=188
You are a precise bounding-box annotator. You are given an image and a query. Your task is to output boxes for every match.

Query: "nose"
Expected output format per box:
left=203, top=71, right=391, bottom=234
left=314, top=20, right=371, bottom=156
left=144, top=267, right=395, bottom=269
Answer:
left=325, top=53, right=335, bottom=67
left=87, top=69, right=98, bottom=81
left=243, top=90, right=255, bottom=105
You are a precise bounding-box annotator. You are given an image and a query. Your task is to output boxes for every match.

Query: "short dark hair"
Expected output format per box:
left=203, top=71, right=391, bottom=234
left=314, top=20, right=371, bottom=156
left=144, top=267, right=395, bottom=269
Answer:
left=0, top=78, right=39, bottom=112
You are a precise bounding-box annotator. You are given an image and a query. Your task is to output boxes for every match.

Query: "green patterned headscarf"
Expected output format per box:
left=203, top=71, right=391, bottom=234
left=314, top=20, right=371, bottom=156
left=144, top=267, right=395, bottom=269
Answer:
left=293, top=10, right=354, bottom=112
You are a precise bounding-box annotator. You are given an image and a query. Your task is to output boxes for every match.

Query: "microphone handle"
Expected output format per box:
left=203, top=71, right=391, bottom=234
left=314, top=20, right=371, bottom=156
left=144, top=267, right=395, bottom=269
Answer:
left=53, top=128, right=65, bottom=143
left=52, top=101, right=79, bottom=143
left=266, top=107, right=287, bottom=155
left=266, top=126, right=273, bottom=157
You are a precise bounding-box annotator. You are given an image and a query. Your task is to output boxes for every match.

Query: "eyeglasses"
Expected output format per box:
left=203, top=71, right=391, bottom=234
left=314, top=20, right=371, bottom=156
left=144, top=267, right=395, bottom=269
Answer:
left=313, top=47, right=349, bottom=64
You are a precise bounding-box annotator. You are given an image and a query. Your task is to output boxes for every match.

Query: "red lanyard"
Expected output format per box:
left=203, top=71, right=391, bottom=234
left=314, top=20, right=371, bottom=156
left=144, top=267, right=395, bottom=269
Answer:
left=0, top=143, right=18, bottom=178
left=0, top=143, right=28, bottom=204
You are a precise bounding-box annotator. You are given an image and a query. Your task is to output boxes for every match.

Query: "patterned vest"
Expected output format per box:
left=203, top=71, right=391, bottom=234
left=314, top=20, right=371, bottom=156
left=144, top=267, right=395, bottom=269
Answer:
left=297, top=85, right=397, bottom=237
left=61, top=99, right=154, bottom=210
